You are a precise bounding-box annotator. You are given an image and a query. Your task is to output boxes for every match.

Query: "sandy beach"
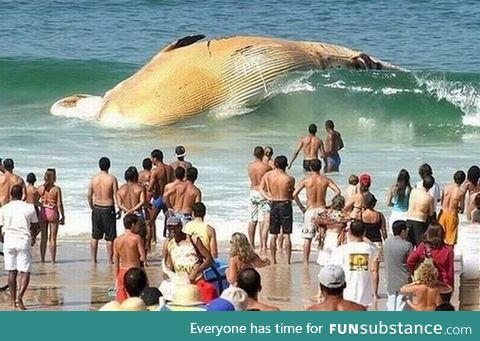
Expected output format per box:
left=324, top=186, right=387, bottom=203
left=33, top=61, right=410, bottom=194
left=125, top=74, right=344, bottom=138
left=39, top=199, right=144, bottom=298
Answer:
left=1, top=220, right=477, bottom=311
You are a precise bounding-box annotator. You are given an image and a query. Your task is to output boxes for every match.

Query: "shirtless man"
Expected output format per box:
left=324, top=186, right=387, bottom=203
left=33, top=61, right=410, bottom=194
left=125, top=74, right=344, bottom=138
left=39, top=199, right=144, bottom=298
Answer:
left=138, top=158, right=152, bottom=189
left=288, top=124, right=325, bottom=172
left=113, top=214, right=146, bottom=303
left=147, top=149, right=173, bottom=242
left=164, top=167, right=201, bottom=225
left=0, top=159, right=25, bottom=206
left=293, top=159, right=341, bottom=265
left=88, top=157, right=119, bottom=264
left=169, top=145, right=192, bottom=171
left=25, top=173, right=41, bottom=245
left=307, top=264, right=365, bottom=311
left=117, top=167, right=146, bottom=217
left=237, top=268, right=279, bottom=311
left=324, top=120, right=344, bottom=173
left=406, top=175, right=435, bottom=247
left=259, top=155, right=295, bottom=264
left=247, top=146, right=272, bottom=251
left=439, top=171, right=466, bottom=246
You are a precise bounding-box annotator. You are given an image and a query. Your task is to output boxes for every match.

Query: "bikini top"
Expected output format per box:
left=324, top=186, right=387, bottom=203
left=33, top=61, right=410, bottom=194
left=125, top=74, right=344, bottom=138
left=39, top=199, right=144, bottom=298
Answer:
left=362, top=214, right=383, bottom=242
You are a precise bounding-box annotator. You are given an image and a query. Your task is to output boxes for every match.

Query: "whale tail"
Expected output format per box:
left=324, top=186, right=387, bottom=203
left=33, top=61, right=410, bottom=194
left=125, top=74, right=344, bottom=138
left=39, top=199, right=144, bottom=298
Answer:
left=50, top=94, right=103, bottom=120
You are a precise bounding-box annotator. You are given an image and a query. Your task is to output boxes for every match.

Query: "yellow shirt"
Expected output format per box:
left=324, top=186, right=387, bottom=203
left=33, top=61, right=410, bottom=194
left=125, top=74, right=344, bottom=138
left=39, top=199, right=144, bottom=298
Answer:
left=183, top=220, right=211, bottom=252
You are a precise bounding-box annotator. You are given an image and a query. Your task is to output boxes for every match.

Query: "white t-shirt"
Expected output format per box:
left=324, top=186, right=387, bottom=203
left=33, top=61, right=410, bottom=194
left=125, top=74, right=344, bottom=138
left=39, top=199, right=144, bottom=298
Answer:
left=416, top=181, right=441, bottom=204
left=331, top=241, right=378, bottom=306
left=0, top=200, right=38, bottom=239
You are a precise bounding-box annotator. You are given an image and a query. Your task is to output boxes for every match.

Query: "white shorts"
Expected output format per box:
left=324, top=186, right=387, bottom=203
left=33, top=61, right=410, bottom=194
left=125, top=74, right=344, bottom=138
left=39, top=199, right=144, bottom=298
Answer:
left=316, top=230, right=339, bottom=266
left=3, top=235, right=32, bottom=273
left=249, top=190, right=270, bottom=223
left=301, top=207, right=325, bottom=239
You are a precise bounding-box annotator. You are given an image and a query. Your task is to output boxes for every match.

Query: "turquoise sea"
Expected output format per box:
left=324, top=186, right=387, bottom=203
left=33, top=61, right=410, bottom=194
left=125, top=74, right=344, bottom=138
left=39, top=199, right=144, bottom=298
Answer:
left=1, top=0, right=480, bottom=243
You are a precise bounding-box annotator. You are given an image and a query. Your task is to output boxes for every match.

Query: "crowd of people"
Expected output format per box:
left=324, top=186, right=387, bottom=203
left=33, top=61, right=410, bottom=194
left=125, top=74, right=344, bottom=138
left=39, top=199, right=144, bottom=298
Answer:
left=0, top=119, right=476, bottom=311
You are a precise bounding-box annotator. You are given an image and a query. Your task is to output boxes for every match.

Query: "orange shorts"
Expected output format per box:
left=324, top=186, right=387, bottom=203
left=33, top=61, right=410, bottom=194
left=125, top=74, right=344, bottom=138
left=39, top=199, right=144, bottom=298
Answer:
left=439, top=211, right=459, bottom=246
left=116, top=267, right=130, bottom=303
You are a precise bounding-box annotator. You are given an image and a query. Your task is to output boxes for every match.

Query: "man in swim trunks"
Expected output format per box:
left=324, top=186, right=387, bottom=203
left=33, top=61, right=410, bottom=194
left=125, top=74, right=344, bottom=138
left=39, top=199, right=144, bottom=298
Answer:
left=147, top=149, right=173, bottom=241
left=247, top=146, right=272, bottom=251
left=88, top=157, right=119, bottom=264
left=439, top=170, right=466, bottom=245
left=170, top=145, right=193, bottom=171
left=406, top=175, right=436, bottom=247
left=259, top=155, right=295, bottom=264
left=288, top=124, right=325, bottom=172
left=117, top=168, right=146, bottom=218
left=0, top=159, right=25, bottom=206
left=324, top=120, right=344, bottom=173
left=164, top=167, right=201, bottom=226
left=113, top=214, right=146, bottom=303
left=293, top=159, right=341, bottom=265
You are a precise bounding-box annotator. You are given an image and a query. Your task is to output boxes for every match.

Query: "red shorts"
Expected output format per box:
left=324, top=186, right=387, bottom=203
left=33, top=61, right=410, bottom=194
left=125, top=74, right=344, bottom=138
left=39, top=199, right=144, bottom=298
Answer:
left=116, top=267, right=130, bottom=303
left=196, top=278, right=218, bottom=303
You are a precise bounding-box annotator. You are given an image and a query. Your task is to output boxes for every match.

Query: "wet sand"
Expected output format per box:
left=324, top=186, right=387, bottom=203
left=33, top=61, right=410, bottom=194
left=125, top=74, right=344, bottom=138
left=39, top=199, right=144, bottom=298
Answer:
left=0, top=223, right=477, bottom=311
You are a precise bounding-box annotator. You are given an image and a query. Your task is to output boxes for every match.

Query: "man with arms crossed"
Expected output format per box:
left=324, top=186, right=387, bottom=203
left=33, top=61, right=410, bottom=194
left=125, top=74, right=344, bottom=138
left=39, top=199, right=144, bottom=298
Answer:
left=406, top=175, right=436, bottom=247
left=288, top=124, right=325, bottom=172
left=439, top=170, right=466, bottom=246
left=0, top=185, right=39, bottom=310
left=113, top=214, right=146, bottom=303
left=247, top=146, right=271, bottom=251
left=324, top=120, right=344, bottom=173
left=259, top=155, right=295, bottom=264
left=293, top=159, right=341, bottom=265
left=88, top=157, right=119, bottom=264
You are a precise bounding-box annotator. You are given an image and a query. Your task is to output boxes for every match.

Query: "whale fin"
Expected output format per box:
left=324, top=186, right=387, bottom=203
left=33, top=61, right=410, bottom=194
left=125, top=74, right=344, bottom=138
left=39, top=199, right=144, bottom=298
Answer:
left=161, top=35, right=206, bottom=53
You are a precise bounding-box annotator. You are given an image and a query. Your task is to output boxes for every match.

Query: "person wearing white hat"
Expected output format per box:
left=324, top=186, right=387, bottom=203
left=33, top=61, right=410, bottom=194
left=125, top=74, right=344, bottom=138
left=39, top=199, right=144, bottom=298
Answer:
left=170, top=146, right=192, bottom=172
left=220, top=286, right=248, bottom=311
left=307, top=264, right=365, bottom=311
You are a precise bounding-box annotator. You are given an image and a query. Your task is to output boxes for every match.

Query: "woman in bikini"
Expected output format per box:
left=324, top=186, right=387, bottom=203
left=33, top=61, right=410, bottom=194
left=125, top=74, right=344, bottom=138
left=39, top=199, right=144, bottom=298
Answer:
left=345, top=173, right=372, bottom=220
left=37, top=169, right=65, bottom=264
left=226, top=232, right=270, bottom=284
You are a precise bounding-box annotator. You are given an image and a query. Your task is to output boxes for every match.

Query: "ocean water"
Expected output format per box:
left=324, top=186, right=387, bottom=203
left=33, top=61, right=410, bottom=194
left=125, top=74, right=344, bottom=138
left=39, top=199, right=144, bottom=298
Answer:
left=1, top=0, right=480, bottom=244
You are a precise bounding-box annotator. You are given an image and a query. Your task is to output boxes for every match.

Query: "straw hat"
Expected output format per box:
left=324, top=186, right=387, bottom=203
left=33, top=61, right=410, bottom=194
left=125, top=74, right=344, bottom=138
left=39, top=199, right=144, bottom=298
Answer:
left=121, top=297, right=148, bottom=311
left=170, top=284, right=204, bottom=306
left=98, top=300, right=122, bottom=311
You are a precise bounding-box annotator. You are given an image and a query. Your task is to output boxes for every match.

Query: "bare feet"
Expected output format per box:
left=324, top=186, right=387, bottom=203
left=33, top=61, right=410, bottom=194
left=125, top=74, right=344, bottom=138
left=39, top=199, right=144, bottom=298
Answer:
left=15, top=299, right=27, bottom=310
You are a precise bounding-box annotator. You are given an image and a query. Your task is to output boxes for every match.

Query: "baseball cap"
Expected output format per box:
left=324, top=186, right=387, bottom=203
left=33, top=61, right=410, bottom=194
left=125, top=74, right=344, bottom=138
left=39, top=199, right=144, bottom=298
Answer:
left=318, top=264, right=345, bottom=289
left=166, top=216, right=181, bottom=226
left=220, top=286, right=248, bottom=311
left=206, top=298, right=235, bottom=311
left=359, top=173, right=372, bottom=186
left=175, top=146, right=187, bottom=158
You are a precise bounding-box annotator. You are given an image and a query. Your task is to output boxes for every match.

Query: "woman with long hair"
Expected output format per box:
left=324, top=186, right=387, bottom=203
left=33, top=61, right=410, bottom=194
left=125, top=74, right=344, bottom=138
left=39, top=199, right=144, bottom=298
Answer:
left=361, top=193, right=387, bottom=299
left=37, top=169, right=65, bottom=263
left=226, top=232, right=270, bottom=284
left=386, top=169, right=412, bottom=229
left=407, top=223, right=454, bottom=297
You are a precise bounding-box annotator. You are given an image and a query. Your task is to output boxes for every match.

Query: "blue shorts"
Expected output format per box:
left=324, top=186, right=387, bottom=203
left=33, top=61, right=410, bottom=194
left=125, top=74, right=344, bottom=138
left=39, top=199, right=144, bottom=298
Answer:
left=151, top=196, right=166, bottom=210
left=327, top=155, right=341, bottom=168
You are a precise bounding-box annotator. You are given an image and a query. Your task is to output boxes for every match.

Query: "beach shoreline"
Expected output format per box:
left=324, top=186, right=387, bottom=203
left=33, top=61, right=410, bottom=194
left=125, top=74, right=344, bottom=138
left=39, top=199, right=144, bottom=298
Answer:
left=1, top=218, right=477, bottom=311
